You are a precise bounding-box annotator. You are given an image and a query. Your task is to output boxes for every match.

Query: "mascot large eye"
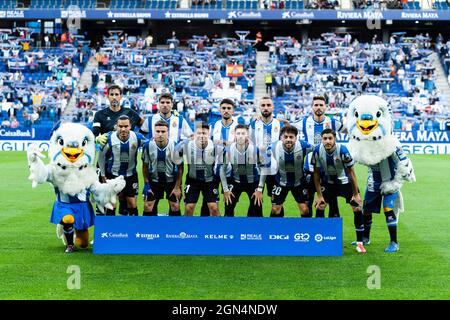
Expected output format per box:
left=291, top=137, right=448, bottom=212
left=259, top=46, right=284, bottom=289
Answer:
left=57, top=137, right=64, bottom=146
left=376, top=111, right=382, bottom=118
left=82, top=138, right=88, bottom=147
left=354, top=111, right=359, bottom=118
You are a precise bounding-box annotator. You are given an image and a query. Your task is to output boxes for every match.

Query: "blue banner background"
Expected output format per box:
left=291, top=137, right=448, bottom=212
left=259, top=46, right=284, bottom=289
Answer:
left=93, top=216, right=343, bottom=256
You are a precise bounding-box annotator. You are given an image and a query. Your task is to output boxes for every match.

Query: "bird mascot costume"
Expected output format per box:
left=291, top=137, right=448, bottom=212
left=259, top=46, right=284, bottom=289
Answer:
left=27, top=122, right=126, bottom=253
left=346, top=95, right=416, bottom=252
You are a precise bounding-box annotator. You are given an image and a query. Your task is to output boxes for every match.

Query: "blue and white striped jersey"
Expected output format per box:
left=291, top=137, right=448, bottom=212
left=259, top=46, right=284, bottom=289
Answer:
left=249, top=118, right=283, bottom=149
left=272, top=140, right=314, bottom=187
left=366, top=146, right=408, bottom=192
left=142, top=139, right=178, bottom=183
left=225, top=143, right=265, bottom=184
left=312, top=143, right=355, bottom=184
left=292, top=115, right=344, bottom=172
left=98, top=131, right=145, bottom=177
left=292, top=115, right=344, bottom=146
left=174, top=139, right=219, bottom=183
left=210, top=118, right=240, bottom=144
left=140, top=113, right=193, bottom=143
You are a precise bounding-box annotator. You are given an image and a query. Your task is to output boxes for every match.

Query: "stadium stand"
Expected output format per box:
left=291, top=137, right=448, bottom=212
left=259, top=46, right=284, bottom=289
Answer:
left=263, top=33, right=449, bottom=130
left=0, top=29, right=91, bottom=130
left=0, top=0, right=18, bottom=9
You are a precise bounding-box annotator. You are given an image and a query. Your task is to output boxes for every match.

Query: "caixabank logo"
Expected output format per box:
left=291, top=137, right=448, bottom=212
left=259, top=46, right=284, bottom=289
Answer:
left=100, top=232, right=129, bottom=239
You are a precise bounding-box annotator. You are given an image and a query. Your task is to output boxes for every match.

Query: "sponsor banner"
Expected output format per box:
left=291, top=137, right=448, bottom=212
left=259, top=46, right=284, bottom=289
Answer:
left=0, top=140, right=50, bottom=151
left=1, top=9, right=450, bottom=21
left=0, top=128, right=52, bottom=140
left=94, top=216, right=343, bottom=256
left=337, top=131, right=450, bottom=144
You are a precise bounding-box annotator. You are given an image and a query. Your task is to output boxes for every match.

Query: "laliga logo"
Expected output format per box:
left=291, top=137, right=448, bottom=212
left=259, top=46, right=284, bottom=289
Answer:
left=315, top=234, right=323, bottom=242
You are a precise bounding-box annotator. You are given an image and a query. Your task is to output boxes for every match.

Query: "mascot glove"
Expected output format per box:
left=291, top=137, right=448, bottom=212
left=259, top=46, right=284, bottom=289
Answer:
left=27, top=143, right=46, bottom=164
left=110, top=175, right=126, bottom=194
left=95, top=133, right=108, bottom=147
left=143, top=182, right=151, bottom=195
left=380, top=181, right=402, bottom=195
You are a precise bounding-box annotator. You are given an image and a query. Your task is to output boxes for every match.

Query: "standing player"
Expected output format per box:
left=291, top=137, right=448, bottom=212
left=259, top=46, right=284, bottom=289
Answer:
left=97, top=115, right=146, bottom=216
left=174, top=122, right=220, bottom=217
left=220, top=124, right=266, bottom=217
left=268, top=125, right=313, bottom=217
left=312, top=129, right=365, bottom=253
left=92, top=84, right=144, bottom=215
left=141, top=120, right=183, bottom=216
left=292, top=96, right=345, bottom=218
left=140, top=93, right=193, bottom=142
left=140, top=92, right=193, bottom=216
left=249, top=96, right=284, bottom=216
left=211, top=98, right=242, bottom=216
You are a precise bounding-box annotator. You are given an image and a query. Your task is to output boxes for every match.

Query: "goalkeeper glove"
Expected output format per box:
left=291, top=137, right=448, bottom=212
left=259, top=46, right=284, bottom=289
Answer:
left=143, top=182, right=151, bottom=196
left=95, top=133, right=108, bottom=147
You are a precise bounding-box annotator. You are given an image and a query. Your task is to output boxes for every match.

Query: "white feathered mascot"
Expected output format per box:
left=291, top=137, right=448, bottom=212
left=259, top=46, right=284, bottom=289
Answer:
left=27, top=122, right=125, bottom=253
left=347, top=95, right=415, bottom=253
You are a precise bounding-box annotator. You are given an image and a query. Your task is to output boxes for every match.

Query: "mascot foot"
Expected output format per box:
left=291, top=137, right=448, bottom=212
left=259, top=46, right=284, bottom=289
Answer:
left=65, top=245, right=76, bottom=253
left=384, top=241, right=399, bottom=253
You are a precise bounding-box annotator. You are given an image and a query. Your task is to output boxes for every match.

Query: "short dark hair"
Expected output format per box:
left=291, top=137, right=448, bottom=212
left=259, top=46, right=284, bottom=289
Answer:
left=117, top=115, right=130, bottom=123
left=154, top=120, right=169, bottom=129
left=280, top=125, right=298, bottom=137
left=159, top=93, right=173, bottom=102
left=219, top=98, right=235, bottom=108
left=195, top=122, right=210, bottom=131
left=107, top=84, right=122, bottom=95
left=235, top=124, right=249, bottom=131
left=321, top=128, right=336, bottom=137
left=312, top=96, right=326, bottom=103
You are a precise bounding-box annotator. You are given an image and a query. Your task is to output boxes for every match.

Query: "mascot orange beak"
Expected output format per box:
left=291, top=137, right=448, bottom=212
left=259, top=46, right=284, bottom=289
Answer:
left=357, top=120, right=378, bottom=135
left=62, top=147, right=84, bottom=163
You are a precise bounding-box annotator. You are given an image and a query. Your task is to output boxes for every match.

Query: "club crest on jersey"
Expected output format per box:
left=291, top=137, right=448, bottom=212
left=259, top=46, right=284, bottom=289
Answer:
left=172, top=121, right=177, bottom=128
left=131, top=144, right=137, bottom=150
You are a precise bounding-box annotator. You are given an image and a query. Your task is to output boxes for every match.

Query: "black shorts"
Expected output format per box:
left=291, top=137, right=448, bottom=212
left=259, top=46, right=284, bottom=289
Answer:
left=184, top=178, right=219, bottom=204
left=271, top=182, right=308, bottom=205
left=107, top=173, right=138, bottom=197
left=145, top=180, right=178, bottom=202
left=322, top=182, right=354, bottom=204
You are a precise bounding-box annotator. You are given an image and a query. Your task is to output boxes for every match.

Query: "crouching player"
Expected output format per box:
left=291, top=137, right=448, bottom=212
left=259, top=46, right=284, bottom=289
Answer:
left=142, top=120, right=183, bottom=216
left=174, top=122, right=221, bottom=216
left=97, top=115, right=146, bottom=216
left=268, top=125, right=314, bottom=217
left=220, top=124, right=266, bottom=217
left=312, top=129, right=365, bottom=253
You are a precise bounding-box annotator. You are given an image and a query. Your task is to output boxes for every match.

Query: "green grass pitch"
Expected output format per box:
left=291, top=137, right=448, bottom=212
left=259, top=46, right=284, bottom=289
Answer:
left=0, top=152, right=449, bottom=300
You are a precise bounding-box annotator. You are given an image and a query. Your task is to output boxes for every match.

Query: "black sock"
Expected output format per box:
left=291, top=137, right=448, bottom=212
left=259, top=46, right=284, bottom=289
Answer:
left=316, top=209, right=325, bottom=218
left=151, top=199, right=159, bottom=216
left=106, top=208, right=116, bottom=216
left=363, top=213, right=372, bottom=240
left=225, top=206, right=234, bottom=217
left=385, top=210, right=398, bottom=243
left=143, top=211, right=157, bottom=216
left=128, top=207, right=138, bottom=216
left=200, top=200, right=210, bottom=216
left=169, top=210, right=181, bottom=216
left=279, top=207, right=285, bottom=217
left=328, top=197, right=340, bottom=218
left=354, top=210, right=364, bottom=242
left=60, top=222, right=74, bottom=246
left=119, top=200, right=128, bottom=215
